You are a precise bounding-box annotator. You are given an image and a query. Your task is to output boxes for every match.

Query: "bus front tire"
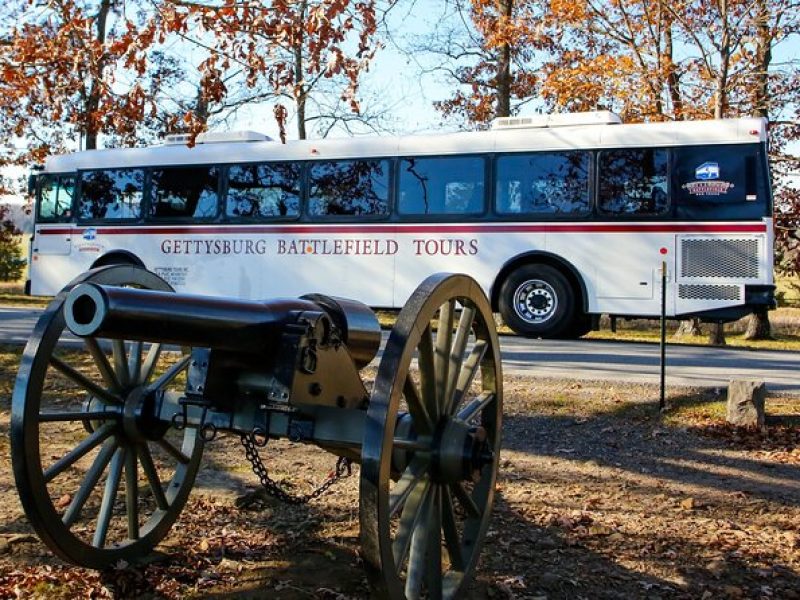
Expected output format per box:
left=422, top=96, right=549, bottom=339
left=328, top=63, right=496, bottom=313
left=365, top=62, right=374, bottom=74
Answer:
left=499, top=264, right=575, bottom=338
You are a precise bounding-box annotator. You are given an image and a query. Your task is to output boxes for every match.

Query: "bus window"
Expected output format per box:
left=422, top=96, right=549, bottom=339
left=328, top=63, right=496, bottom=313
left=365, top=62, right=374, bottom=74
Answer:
left=598, top=149, right=669, bottom=216
left=308, top=160, right=390, bottom=217
left=673, top=144, right=769, bottom=220
left=398, top=156, right=484, bottom=215
left=79, top=168, right=144, bottom=221
left=38, top=174, right=75, bottom=221
left=150, top=166, right=219, bottom=219
left=496, top=151, right=590, bottom=215
left=226, top=162, right=301, bottom=219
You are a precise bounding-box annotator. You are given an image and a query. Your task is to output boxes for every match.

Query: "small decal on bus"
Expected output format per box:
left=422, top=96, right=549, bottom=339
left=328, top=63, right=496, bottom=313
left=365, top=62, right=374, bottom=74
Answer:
left=695, top=162, right=720, bottom=180
left=82, top=228, right=97, bottom=241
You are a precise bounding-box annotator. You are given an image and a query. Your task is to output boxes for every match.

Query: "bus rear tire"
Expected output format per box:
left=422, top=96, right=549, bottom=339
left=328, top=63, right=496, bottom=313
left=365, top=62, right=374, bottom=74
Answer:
left=499, top=264, right=575, bottom=338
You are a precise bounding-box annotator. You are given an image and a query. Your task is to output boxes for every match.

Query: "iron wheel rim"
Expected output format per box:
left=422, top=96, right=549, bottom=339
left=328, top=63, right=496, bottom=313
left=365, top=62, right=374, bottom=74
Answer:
left=360, top=273, right=502, bottom=600
left=11, top=265, right=203, bottom=568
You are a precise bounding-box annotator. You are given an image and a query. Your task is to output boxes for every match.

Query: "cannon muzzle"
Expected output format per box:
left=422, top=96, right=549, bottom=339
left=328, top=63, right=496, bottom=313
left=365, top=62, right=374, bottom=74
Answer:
left=64, top=283, right=381, bottom=366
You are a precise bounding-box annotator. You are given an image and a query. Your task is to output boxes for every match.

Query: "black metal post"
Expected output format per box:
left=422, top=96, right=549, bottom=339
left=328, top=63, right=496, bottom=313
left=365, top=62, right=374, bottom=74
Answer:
left=659, top=259, right=667, bottom=410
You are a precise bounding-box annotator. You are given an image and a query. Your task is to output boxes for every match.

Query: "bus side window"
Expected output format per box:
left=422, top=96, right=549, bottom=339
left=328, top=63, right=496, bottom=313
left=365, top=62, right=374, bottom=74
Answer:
left=227, top=163, right=301, bottom=219
left=398, top=156, right=484, bottom=215
left=308, top=160, right=390, bottom=217
left=150, top=166, right=219, bottom=219
left=495, top=152, right=590, bottom=216
left=598, top=149, right=669, bottom=216
left=79, top=168, right=144, bottom=221
left=673, top=144, right=768, bottom=220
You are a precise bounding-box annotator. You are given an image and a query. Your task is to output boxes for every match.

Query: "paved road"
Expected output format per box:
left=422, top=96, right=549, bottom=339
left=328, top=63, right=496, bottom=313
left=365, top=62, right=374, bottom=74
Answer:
left=499, top=336, right=800, bottom=392
left=2, top=306, right=799, bottom=393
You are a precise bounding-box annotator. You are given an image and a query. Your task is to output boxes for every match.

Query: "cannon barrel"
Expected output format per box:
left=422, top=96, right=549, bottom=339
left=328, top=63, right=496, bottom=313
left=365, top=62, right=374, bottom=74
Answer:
left=64, top=282, right=381, bottom=365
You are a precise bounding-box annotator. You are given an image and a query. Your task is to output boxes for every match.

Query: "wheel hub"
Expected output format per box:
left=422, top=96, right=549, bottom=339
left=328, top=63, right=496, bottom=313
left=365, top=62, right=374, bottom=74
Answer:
left=123, top=386, right=169, bottom=443
left=514, top=279, right=557, bottom=324
left=435, top=419, right=494, bottom=483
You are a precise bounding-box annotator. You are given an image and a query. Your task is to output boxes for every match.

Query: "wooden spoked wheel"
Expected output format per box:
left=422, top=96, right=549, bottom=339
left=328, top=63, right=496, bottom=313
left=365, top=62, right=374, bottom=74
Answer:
left=11, top=265, right=203, bottom=568
left=360, top=273, right=503, bottom=599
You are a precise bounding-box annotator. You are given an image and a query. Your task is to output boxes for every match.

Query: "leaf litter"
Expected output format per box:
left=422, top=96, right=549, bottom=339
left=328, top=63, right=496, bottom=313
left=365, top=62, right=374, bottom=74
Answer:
left=0, top=350, right=798, bottom=598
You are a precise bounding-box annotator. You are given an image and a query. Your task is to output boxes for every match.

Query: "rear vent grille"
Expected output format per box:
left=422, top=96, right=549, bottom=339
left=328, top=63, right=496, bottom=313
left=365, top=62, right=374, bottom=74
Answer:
left=680, top=238, right=759, bottom=279
left=679, top=284, right=741, bottom=301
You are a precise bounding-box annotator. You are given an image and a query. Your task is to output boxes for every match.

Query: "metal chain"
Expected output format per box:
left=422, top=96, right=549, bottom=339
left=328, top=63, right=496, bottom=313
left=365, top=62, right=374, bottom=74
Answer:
left=239, top=433, right=353, bottom=505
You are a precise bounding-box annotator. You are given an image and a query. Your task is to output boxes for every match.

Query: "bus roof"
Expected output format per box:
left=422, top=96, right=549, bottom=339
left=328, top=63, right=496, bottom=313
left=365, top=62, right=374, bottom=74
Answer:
left=44, top=116, right=768, bottom=173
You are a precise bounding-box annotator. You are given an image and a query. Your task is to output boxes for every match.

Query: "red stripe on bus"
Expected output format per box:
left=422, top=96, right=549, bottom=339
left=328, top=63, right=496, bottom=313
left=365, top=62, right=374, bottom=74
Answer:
left=38, top=223, right=766, bottom=235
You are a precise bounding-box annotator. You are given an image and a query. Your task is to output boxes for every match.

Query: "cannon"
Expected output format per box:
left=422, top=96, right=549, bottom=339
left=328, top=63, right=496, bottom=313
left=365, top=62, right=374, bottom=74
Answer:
left=10, top=265, right=502, bottom=599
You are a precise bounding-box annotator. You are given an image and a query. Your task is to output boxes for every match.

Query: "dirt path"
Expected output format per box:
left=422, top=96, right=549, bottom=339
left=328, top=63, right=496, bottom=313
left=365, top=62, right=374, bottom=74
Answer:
left=1, top=368, right=798, bottom=598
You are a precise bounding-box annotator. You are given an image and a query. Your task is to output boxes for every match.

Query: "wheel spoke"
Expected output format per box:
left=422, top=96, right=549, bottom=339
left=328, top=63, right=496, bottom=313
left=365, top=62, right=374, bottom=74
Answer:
left=450, top=482, right=481, bottom=519
left=49, top=356, right=124, bottom=405
left=403, top=375, right=432, bottom=435
left=452, top=340, right=488, bottom=413
left=444, top=304, right=475, bottom=415
left=441, top=485, right=465, bottom=571
left=425, top=486, right=443, bottom=599
left=404, top=483, right=435, bottom=599
left=93, top=446, right=126, bottom=548
left=139, top=343, right=163, bottom=385
left=44, top=422, right=116, bottom=483
left=146, top=355, right=191, bottom=393
left=434, top=300, right=455, bottom=416
left=125, top=445, right=140, bottom=540
left=389, top=456, right=430, bottom=518
left=392, top=478, right=431, bottom=573
left=138, top=443, right=169, bottom=510
left=84, top=337, right=121, bottom=392
left=112, top=340, right=130, bottom=388
left=457, top=391, right=496, bottom=423
left=417, top=325, right=437, bottom=421
left=128, top=341, right=143, bottom=387
left=39, top=410, right=120, bottom=422
left=62, top=439, right=118, bottom=527
left=157, top=438, right=191, bottom=465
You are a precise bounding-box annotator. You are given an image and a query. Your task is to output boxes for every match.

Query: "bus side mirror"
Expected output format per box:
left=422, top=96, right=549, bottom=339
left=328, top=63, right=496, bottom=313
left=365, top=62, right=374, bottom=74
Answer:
left=27, top=174, right=37, bottom=197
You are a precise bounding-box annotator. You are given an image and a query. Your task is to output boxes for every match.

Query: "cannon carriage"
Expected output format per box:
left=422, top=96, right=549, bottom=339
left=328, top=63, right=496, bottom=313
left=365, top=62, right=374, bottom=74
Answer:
left=11, top=265, right=502, bottom=599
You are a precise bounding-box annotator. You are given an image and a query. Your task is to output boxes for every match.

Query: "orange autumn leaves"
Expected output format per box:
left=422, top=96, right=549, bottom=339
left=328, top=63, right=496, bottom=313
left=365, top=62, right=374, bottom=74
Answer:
left=0, top=0, right=379, bottom=162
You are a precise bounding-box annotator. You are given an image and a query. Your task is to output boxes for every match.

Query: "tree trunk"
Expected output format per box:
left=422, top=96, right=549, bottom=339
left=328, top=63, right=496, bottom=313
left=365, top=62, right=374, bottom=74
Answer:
left=744, top=308, right=772, bottom=340
left=294, top=0, right=308, bottom=140
left=663, top=18, right=683, bottom=120
left=713, top=0, right=731, bottom=120
left=674, top=317, right=702, bottom=337
left=84, top=0, right=113, bottom=150
left=708, top=322, right=727, bottom=346
left=494, top=0, right=513, bottom=119
left=751, top=0, right=772, bottom=119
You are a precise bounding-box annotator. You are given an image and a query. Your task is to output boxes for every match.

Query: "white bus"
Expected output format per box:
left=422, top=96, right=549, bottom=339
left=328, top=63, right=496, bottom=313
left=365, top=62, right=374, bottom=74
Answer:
left=29, top=111, right=775, bottom=338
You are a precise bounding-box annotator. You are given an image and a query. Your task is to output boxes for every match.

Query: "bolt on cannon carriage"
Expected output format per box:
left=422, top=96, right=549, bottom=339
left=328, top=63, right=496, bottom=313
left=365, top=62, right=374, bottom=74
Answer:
left=11, top=265, right=503, bottom=599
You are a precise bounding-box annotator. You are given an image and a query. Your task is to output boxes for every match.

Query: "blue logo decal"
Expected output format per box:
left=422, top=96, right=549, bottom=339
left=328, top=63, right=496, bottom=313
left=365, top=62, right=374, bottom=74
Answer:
left=82, top=228, right=97, bottom=241
left=695, top=162, right=720, bottom=180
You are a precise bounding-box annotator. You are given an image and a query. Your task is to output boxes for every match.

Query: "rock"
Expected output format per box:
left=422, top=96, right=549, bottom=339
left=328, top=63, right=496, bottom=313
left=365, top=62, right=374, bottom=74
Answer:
left=726, top=380, right=766, bottom=429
